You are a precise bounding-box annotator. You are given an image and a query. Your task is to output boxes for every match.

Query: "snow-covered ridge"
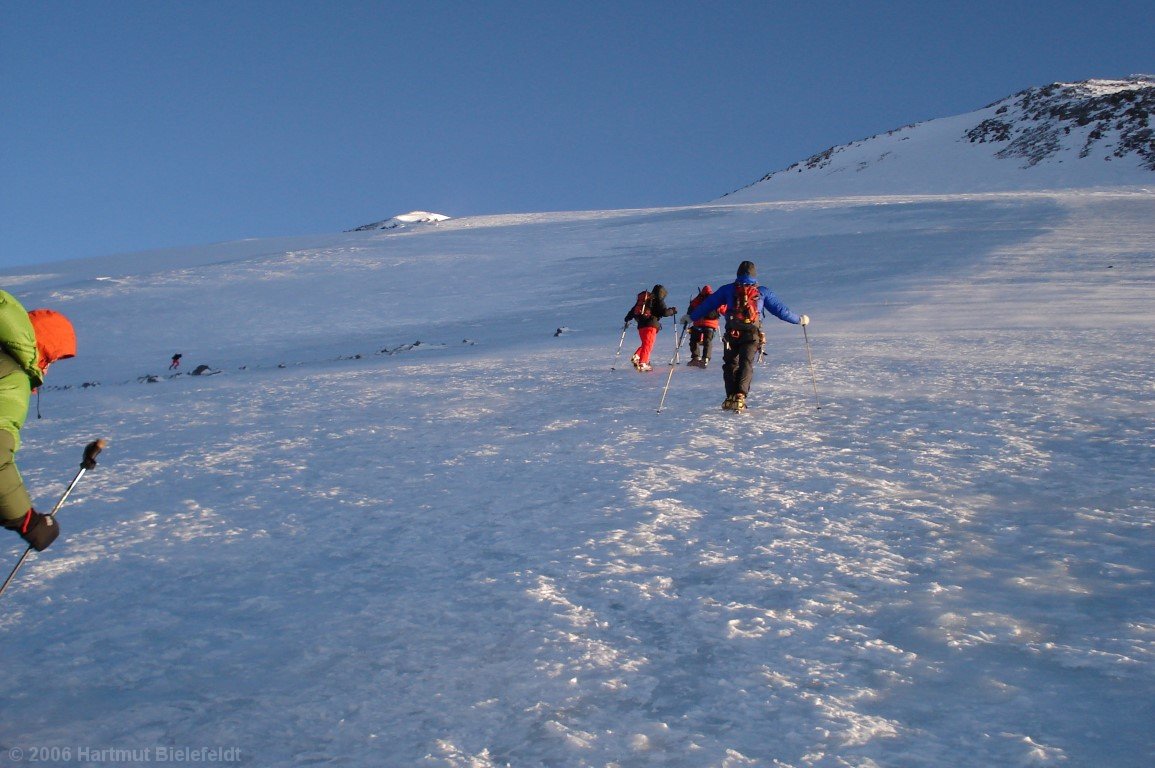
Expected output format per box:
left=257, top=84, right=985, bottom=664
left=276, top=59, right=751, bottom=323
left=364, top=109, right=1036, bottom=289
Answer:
left=349, top=210, right=450, bottom=231
left=1055, top=74, right=1155, bottom=97
left=724, top=76, right=1155, bottom=203
left=966, top=75, right=1155, bottom=169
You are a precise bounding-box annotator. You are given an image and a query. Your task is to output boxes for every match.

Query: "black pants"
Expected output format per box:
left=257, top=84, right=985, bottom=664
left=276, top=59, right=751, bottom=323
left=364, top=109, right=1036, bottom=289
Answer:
left=722, top=327, right=760, bottom=397
left=689, top=327, right=715, bottom=360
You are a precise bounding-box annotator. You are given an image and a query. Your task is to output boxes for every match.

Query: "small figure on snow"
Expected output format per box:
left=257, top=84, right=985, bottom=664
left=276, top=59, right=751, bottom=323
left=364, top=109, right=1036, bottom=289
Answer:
left=689, top=261, right=808, bottom=412
left=682, top=285, right=725, bottom=369
left=0, top=290, right=78, bottom=551
left=624, top=285, right=677, bottom=372
left=169, top=353, right=182, bottom=370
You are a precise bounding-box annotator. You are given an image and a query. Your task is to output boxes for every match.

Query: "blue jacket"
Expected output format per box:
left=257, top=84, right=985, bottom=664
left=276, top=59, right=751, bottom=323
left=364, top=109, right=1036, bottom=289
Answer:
left=689, top=276, right=800, bottom=326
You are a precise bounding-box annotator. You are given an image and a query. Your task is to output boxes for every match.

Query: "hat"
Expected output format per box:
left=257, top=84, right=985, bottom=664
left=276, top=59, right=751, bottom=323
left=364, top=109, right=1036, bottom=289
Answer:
left=27, top=309, right=76, bottom=373
left=737, top=260, right=756, bottom=278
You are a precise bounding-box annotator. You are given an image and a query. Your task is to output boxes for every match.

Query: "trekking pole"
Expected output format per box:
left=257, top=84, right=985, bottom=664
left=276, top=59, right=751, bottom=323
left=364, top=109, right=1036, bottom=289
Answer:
left=802, top=324, right=821, bottom=410
left=657, top=321, right=689, bottom=413
left=667, top=318, right=683, bottom=365
left=0, top=439, right=107, bottom=600
left=611, top=322, right=630, bottom=370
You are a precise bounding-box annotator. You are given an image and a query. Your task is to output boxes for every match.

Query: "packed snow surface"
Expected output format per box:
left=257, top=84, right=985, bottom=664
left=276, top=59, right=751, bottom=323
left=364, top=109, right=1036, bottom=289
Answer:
left=1, top=188, right=1153, bottom=767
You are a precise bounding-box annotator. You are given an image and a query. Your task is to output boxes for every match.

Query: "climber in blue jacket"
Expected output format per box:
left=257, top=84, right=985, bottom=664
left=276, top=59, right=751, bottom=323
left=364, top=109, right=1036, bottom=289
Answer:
left=689, top=260, right=809, bottom=411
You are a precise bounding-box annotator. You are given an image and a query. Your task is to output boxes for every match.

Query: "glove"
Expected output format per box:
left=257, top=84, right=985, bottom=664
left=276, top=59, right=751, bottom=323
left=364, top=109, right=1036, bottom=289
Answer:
left=80, top=439, right=106, bottom=470
left=3, top=509, right=59, bottom=552
left=680, top=314, right=691, bottom=324
left=799, top=314, right=810, bottom=326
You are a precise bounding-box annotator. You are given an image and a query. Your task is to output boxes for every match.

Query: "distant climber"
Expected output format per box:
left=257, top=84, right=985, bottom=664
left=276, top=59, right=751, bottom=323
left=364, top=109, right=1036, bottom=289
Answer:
left=624, top=285, right=677, bottom=372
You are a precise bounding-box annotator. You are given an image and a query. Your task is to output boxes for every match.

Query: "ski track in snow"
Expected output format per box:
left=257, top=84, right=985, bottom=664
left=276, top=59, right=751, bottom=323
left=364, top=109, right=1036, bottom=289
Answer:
left=1, top=191, right=1152, bottom=767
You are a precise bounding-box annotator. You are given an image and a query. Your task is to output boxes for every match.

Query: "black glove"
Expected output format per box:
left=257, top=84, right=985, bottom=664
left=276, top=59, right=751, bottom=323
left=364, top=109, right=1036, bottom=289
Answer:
left=80, top=439, right=106, bottom=470
left=3, top=509, right=59, bottom=552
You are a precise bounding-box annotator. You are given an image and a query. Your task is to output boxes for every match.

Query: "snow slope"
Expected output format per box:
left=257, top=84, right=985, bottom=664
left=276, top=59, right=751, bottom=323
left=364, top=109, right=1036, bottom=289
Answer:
left=0, top=185, right=1151, bottom=767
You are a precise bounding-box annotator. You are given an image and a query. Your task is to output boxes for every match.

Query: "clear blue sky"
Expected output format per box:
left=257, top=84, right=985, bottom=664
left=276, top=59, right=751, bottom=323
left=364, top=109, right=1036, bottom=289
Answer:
left=2, top=1, right=1152, bottom=268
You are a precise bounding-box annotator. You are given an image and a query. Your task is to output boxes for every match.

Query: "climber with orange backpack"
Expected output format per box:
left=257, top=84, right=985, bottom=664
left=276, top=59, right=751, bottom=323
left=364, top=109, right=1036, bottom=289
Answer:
left=0, top=290, right=78, bottom=551
left=623, top=285, right=677, bottom=372
left=688, top=261, right=809, bottom=411
left=682, top=285, right=725, bottom=368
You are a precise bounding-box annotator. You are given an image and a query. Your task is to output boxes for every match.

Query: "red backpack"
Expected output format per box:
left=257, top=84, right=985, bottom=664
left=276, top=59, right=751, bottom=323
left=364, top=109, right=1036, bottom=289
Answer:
left=728, top=284, right=761, bottom=326
left=688, top=286, right=709, bottom=314
left=632, top=290, right=653, bottom=319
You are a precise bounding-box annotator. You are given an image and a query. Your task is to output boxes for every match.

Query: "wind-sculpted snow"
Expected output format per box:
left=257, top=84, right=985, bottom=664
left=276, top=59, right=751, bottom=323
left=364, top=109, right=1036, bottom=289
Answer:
left=1, top=190, right=1152, bottom=766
